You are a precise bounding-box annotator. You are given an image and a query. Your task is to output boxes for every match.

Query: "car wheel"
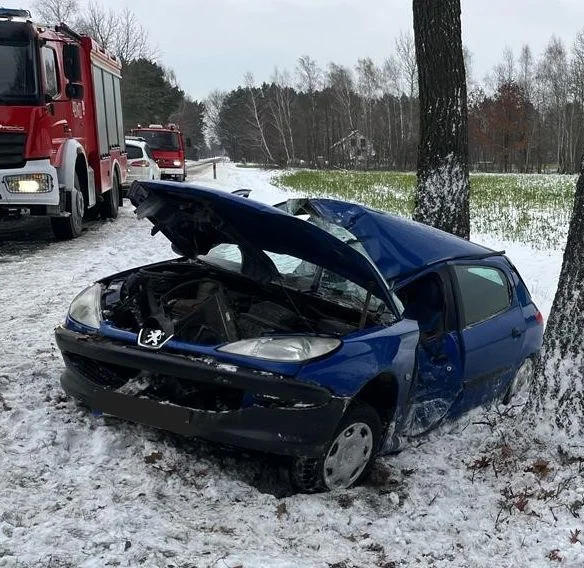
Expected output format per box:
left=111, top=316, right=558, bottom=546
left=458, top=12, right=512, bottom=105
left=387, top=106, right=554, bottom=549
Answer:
left=51, top=173, right=84, bottom=240
left=290, top=402, right=381, bottom=493
left=503, top=357, right=535, bottom=405
left=100, top=172, right=120, bottom=219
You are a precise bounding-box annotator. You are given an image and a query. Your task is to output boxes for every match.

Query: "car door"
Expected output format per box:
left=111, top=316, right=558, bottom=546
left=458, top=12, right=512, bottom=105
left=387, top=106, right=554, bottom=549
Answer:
left=400, top=269, right=465, bottom=436
left=451, top=262, right=526, bottom=411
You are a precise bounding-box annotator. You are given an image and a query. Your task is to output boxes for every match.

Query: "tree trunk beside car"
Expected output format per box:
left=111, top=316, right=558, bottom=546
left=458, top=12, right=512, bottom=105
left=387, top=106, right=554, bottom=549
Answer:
left=530, top=157, right=584, bottom=434
left=412, top=0, right=470, bottom=239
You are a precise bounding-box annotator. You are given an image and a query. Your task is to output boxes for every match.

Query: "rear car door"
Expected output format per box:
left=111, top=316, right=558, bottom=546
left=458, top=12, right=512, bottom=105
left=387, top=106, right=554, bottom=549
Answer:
left=452, top=262, right=526, bottom=410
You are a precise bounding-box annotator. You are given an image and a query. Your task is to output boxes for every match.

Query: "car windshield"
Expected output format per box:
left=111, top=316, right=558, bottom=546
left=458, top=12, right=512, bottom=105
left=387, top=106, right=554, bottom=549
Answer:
left=201, top=243, right=389, bottom=314
left=134, top=130, right=180, bottom=151
left=0, top=41, right=38, bottom=103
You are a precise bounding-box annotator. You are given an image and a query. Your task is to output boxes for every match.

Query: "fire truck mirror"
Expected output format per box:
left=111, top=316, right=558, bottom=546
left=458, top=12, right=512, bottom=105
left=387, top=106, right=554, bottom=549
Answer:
left=63, top=43, right=82, bottom=83
left=186, top=137, right=192, bottom=148
left=66, top=83, right=84, bottom=101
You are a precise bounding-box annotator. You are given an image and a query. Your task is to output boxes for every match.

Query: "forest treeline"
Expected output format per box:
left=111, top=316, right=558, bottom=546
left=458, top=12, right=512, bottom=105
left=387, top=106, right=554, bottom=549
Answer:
left=208, top=34, right=584, bottom=173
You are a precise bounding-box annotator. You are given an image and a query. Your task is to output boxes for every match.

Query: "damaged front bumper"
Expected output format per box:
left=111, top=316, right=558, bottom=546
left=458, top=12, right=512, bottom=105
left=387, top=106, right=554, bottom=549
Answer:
left=55, top=326, right=346, bottom=457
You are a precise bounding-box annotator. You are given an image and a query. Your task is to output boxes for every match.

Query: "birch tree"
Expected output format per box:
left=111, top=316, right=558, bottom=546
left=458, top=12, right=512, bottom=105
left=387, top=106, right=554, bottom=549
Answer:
left=297, top=55, right=322, bottom=163
left=412, top=0, right=470, bottom=238
left=244, top=72, right=275, bottom=164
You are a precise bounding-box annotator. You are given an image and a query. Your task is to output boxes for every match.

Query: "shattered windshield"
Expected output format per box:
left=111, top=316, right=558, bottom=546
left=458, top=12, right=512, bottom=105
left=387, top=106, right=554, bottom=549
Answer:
left=202, top=243, right=387, bottom=313
left=0, top=41, right=38, bottom=103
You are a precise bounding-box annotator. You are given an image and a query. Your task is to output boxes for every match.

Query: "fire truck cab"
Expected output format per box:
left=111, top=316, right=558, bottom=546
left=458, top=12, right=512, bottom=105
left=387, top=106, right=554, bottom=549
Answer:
left=131, top=124, right=187, bottom=182
left=0, top=8, right=127, bottom=239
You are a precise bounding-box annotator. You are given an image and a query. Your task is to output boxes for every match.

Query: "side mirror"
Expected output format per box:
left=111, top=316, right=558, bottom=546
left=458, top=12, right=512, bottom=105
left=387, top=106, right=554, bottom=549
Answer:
left=186, top=137, right=192, bottom=148
left=63, top=44, right=82, bottom=82
left=66, top=83, right=84, bottom=100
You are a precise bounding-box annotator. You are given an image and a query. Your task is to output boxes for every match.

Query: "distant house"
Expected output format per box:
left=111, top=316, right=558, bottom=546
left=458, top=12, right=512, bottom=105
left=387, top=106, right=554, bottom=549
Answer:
left=331, top=130, right=376, bottom=167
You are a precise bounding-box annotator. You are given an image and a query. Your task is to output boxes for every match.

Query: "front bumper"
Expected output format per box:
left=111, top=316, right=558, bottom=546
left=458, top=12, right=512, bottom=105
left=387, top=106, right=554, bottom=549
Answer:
left=160, top=167, right=184, bottom=179
left=55, top=326, right=346, bottom=457
left=0, top=159, right=60, bottom=207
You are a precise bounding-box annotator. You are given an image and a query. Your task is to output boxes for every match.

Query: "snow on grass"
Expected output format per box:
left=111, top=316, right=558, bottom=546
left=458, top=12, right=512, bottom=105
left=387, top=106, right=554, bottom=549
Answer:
left=0, top=163, right=580, bottom=567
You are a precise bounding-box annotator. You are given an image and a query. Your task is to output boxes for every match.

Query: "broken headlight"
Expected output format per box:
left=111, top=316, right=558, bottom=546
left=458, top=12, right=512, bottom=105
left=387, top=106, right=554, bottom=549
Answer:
left=217, top=336, right=340, bottom=362
left=68, top=283, right=103, bottom=330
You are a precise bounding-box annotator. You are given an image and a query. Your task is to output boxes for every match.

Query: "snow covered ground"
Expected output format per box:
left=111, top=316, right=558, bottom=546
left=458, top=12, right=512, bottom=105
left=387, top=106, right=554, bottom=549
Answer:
left=0, top=163, right=580, bottom=568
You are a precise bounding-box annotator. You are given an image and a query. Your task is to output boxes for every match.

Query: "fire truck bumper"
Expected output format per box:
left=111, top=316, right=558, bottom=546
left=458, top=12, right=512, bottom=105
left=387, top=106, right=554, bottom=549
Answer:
left=160, top=167, right=185, bottom=180
left=0, top=159, right=60, bottom=209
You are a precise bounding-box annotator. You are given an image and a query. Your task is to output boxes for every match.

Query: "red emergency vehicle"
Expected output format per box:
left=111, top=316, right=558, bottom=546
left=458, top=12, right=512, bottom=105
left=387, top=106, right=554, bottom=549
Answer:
left=0, top=8, right=127, bottom=239
left=131, top=124, right=187, bottom=182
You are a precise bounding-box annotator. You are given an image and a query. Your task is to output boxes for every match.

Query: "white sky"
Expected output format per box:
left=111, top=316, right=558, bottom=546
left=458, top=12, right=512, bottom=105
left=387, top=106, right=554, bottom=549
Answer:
left=27, top=0, right=584, bottom=100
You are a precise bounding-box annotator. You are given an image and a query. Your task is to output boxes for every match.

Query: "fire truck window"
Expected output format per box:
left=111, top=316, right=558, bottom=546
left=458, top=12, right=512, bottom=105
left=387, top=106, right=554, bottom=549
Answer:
left=42, top=47, right=59, bottom=99
left=0, top=42, right=37, bottom=99
left=92, top=66, right=108, bottom=155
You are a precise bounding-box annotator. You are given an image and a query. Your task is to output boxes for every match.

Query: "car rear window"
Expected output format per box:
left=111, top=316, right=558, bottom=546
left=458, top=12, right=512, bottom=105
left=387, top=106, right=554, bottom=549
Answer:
left=454, top=265, right=511, bottom=327
left=127, top=145, right=143, bottom=160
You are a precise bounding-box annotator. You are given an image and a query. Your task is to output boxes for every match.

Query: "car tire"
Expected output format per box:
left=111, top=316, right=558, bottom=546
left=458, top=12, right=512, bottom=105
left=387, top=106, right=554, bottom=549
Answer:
left=502, top=356, right=536, bottom=405
left=290, top=401, right=382, bottom=493
left=100, top=172, right=120, bottom=219
left=51, top=173, right=84, bottom=240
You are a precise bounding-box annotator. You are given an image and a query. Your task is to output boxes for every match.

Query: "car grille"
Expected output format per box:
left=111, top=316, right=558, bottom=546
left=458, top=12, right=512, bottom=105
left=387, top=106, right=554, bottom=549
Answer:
left=64, top=353, right=138, bottom=389
left=0, top=132, right=26, bottom=169
left=63, top=353, right=244, bottom=411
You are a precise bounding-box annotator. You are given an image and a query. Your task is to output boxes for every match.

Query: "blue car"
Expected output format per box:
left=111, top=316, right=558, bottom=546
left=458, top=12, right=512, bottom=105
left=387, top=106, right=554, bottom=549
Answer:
left=55, top=182, right=544, bottom=492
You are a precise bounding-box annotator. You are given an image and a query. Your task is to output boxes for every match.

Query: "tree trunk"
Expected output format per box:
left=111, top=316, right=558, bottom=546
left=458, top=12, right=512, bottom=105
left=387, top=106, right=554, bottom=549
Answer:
left=412, top=0, right=470, bottom=239
left=530, top=157, right=584, bottom=434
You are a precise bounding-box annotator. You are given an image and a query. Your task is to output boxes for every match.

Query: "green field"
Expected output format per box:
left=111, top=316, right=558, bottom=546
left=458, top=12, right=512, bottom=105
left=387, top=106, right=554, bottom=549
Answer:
left=276, top=170, right=576, bottom=248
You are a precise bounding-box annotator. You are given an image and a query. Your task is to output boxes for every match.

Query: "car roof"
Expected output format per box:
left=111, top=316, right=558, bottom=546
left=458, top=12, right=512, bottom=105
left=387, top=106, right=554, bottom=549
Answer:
left=305, top=199, right=495, bottom=281
left=125, top=138, right=148, bottom=147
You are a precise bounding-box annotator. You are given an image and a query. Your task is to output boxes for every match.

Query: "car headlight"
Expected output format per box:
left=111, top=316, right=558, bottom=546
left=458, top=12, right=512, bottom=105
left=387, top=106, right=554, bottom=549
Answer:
left=67, top=283, right=102, bottom=330
left=217, top=336, right=341, bottom=362
left=173, top=160, right=182, bottom=167
left=4, top=173, right=53, bottom=193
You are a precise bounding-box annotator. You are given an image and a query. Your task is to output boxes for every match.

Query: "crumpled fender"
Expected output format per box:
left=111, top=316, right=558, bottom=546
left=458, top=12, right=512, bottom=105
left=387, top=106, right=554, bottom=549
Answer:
left=297, top=318, right=419, bottom=398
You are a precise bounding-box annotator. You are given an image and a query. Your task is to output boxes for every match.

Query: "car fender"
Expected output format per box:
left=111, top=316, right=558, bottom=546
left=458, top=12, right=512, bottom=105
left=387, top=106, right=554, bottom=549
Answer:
left=297, top=319, right=419, bottom=403
left=56, top=139, right=87, bottom=192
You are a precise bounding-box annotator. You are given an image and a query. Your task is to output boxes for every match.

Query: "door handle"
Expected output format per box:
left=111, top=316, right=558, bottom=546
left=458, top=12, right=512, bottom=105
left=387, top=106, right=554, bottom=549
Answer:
left=511, top=327, right=523, bottom=338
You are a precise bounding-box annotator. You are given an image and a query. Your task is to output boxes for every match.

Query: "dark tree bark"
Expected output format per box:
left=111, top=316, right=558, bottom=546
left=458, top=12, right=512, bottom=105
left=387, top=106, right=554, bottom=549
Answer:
left=412, top=0, right=470, bottom=238
left=530, top=157, right=584, bottom=434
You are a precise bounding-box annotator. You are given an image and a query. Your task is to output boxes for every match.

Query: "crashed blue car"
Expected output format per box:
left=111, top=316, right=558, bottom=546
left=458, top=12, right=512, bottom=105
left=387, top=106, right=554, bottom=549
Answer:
left=55, top=182, right=544, bottom=491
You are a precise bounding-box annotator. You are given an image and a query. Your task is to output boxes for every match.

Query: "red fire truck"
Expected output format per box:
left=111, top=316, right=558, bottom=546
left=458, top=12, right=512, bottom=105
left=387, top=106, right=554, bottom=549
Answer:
left=131, top=124, right=188, bottom=182
left=0, top=8, right=127, bottom=239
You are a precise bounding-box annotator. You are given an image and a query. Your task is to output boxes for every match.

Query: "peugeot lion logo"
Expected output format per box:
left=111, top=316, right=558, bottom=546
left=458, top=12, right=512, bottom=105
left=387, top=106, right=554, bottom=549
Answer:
left=137, top=328, right=173, bottom=350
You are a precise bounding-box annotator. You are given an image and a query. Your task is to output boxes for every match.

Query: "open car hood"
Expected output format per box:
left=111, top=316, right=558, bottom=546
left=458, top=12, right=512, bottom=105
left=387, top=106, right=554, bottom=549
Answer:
left=129, top=181, right=392, bottom=304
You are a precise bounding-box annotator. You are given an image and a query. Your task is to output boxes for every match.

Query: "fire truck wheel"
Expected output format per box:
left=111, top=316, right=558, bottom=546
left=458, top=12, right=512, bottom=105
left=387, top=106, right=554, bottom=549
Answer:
left=50, top=178, right=84, bottom=240
left=100, top=173, right=120, bottom=219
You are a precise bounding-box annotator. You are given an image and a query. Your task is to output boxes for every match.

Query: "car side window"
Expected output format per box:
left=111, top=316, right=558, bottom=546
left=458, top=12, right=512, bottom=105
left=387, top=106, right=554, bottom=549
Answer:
left=126, top=145, right=143, bottom=159
left=454, top=265, right=511, bottom=327
left=144, top=145, right=154, bottom=160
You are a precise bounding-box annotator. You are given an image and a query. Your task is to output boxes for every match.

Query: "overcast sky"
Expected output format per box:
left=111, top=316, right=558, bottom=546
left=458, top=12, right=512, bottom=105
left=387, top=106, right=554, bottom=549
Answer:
left=30, top=0, right=584, bottom=100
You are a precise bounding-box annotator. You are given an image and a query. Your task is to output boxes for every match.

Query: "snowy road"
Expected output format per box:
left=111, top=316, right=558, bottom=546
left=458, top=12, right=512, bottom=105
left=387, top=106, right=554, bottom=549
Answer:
left=0, top=164, right=579, bottom=568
